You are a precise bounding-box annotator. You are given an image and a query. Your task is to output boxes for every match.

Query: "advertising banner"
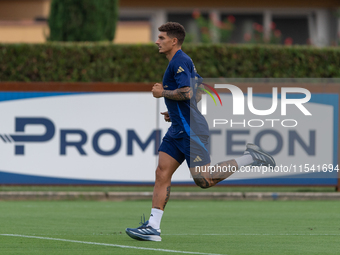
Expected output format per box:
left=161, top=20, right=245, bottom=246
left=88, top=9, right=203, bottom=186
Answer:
left=0, top=80, right=339, bottom=187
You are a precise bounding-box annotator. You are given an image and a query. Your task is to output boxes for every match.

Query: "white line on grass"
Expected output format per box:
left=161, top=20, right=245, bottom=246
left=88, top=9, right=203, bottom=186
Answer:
left=163, top=233, right=340, bottom=236
left=0, top=234, right=225, bottom=255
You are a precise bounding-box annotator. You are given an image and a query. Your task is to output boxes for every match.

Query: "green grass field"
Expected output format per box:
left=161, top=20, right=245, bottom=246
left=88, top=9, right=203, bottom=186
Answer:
left=1, top=200, right=339, bottom=255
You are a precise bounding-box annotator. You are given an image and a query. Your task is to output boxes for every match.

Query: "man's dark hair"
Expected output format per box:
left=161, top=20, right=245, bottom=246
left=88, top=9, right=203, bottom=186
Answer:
left=158, top=22, right=186, bottom=45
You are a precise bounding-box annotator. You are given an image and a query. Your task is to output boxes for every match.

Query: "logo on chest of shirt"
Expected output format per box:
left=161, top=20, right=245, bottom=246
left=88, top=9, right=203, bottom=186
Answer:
left=163, top=85, right=168, bottom=88
left=177, top=66, right=185, bottom=73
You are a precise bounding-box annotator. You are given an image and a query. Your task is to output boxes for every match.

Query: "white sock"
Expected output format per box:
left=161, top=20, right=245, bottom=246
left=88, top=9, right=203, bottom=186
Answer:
left=148, top=208, right=163, bottom=230
left=234, top=154, right=253, bottom=168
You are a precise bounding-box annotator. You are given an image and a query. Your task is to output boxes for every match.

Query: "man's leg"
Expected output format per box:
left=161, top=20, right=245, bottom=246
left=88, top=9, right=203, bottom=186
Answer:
left=190, top=143, right=275, bottom=188
left=125, top=151, right=180, bottom=241
left=147, top=152, right=181, bottom=230
left=190, top=159, right=239, bottom=188
left=151, top=151, right=181, bottom=210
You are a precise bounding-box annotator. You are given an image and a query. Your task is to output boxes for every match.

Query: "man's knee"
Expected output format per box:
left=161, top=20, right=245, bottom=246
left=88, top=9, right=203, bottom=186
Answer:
left=155, top=165, right=172, bottom=183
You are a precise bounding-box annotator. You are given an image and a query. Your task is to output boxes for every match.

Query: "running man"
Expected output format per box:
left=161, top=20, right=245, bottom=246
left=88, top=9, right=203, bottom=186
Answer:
left=126, top=22, right=275, bottom=242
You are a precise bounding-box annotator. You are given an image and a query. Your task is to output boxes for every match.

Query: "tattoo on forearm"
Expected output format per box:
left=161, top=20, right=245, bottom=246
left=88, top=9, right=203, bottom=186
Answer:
left=163, top=186, right=171, bottom=209
left=162, top=87, right=192, bottom=101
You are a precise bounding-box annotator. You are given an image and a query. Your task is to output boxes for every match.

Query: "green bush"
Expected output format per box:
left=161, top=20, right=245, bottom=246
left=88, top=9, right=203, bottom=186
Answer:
left=48, top=0, right=118, bottom=42
left=0, top=43, right=339, bottom=82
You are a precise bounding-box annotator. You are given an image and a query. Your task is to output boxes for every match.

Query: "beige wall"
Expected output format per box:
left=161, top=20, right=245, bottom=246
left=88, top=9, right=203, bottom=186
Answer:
left=115, top=22, right=151, bottom=43
left=120, top=0, right=339, bottom=8
left=0, top=0, right=151, bottom=43
left=0, top=0, right=338, bottom=22
left=0, top=0, right=50, bottom=20
left=0, top=22, right=48, bottom=43
left=1, top=0, right=336, bottom=44
left=0, top=21, right=151, bottom=43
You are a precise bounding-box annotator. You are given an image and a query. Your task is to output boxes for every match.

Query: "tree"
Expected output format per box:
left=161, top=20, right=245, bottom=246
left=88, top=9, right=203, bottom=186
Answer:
left=48, top=0, right=119, bottom=42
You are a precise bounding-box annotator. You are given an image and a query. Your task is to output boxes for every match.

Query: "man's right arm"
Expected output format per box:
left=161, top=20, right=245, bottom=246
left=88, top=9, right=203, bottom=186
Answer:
left=162, top=86, right=193, bottom=101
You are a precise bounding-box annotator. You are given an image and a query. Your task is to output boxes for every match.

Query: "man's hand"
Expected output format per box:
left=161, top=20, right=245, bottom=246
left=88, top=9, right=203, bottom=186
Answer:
left=161, top=111, right=171, bottom=122
left=152, top=83, right=164, bottom=98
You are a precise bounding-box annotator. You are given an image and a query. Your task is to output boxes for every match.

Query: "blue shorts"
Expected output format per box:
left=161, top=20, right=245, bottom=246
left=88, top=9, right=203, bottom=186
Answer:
left=158, top=132, right=211, bottom=168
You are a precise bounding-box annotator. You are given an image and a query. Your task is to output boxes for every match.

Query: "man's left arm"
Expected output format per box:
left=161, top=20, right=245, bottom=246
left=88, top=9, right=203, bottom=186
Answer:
left=195, top=83, right=205, bottom=103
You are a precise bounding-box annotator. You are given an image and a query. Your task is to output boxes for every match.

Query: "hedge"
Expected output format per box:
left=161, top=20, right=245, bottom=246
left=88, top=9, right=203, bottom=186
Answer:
left=0, top=43, right=339, bottom=82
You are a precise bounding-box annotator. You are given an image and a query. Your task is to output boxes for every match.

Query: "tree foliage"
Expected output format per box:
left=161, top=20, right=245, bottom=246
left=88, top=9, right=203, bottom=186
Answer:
left=48, top=0, right=119, bottom=42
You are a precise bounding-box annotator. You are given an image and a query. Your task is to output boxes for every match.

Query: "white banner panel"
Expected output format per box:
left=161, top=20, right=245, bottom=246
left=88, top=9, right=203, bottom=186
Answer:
left=0, top=92, right=188, bottom=183
left=0, top=91, right=337, bottom=185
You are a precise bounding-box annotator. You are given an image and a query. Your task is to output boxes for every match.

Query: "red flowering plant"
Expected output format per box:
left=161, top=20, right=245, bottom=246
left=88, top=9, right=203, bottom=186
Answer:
left=284, top=37, right=293, bottom=45
left=192, top=9, right=235, bottom=43
left=269, top=22, right=282, bottom=44
left=246, top=22, right=282, bottom=44
left=220, top=15, right=236, bottom=42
